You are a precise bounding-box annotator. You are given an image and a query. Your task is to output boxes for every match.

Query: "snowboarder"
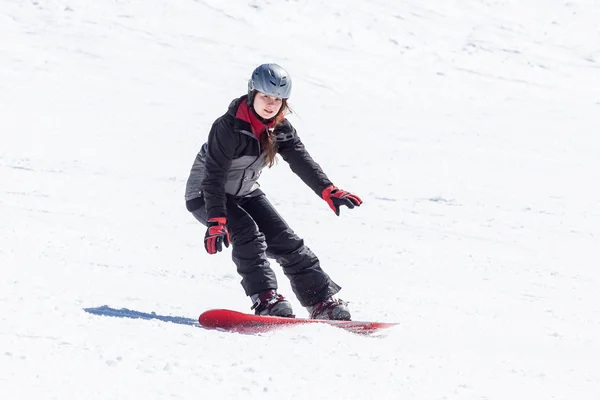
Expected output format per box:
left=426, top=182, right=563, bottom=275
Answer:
left=185, top=63, right=362, bottom=320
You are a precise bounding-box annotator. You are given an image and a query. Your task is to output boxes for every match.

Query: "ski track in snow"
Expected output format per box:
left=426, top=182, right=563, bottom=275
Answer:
left=1, top=0, right=600, bottom=399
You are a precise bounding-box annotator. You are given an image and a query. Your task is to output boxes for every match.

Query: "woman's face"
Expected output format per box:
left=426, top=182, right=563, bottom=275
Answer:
left=253, top=92, right=283, bottom=119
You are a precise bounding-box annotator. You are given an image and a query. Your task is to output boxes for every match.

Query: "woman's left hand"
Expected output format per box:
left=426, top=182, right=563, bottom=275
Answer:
left=321, top=185, right=363, bottom=216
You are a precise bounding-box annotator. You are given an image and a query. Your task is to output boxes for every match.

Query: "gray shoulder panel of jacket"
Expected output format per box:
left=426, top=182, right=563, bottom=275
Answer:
left=272, top=119, right=297, bottom=142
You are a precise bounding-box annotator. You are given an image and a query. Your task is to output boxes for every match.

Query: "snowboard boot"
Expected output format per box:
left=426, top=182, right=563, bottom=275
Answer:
left=307, top=297, right=351, bottom=321
left=250, top=290, right=295, bottom=318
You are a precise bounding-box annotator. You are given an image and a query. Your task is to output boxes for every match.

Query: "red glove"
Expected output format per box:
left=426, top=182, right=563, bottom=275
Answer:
left=204, top=217, right=230, bottom=254
left=321, top=185, right=362, bottom=216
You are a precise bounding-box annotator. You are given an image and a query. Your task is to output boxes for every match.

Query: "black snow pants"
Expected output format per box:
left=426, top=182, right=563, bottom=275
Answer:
left=189, top=194, right=341, bottom=307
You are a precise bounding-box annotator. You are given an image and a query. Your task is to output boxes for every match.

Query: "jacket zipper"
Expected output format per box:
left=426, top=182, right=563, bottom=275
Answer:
left=235, top=129, right=263, bottom=196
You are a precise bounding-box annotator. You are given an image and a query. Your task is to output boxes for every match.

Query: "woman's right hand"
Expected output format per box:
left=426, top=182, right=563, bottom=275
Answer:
left=204, top=217, right=230, bottom=254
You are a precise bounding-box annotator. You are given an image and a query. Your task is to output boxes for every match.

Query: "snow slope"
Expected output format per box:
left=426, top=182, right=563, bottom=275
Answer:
left=1, top=0, right=600, bottom=398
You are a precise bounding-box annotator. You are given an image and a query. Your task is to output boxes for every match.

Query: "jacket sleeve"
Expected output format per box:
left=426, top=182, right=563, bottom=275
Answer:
left=275, top=119, right=333, bottom=197
left=201, top=116, right=239, bottom=219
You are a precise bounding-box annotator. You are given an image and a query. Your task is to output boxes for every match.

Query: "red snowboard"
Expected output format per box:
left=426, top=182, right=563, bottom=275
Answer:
left=199, top=309, right=397, bottom=335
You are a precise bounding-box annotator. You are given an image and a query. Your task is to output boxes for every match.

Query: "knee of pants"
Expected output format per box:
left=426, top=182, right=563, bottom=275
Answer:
left=266, top=230, right=305, bottom=256
left=230, top=224, right=266, bottom=248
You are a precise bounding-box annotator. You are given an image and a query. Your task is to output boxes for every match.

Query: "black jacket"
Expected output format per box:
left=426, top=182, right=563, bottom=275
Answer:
left=185, top=96, right=333, bottom=219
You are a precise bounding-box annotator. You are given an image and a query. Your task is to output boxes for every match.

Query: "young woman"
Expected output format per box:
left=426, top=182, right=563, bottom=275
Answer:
left=185, top=63, right=362, bottom=320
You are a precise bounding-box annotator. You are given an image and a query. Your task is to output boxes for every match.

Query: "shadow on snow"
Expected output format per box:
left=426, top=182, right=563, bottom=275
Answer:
left=83, top=305, right=199, bottom=327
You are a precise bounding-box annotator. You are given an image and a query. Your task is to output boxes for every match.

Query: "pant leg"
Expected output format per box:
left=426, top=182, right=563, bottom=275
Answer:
left=239, top=194, right=341, bottom=307
left=189, top=196, right=277, bottom=296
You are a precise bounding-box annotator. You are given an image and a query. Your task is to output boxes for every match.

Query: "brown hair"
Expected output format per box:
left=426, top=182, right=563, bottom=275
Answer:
left=261, top=98, right=291, bottom=167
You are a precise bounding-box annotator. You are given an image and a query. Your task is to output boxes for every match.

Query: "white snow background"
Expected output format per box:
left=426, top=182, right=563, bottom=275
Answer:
left=1, top=0, right=600, bottom=399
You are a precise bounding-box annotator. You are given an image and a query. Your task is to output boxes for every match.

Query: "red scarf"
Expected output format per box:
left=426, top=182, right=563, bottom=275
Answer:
left=235, top=98, right=276, bottom=139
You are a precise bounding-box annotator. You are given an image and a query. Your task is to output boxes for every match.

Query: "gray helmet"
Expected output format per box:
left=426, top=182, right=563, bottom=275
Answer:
left=248, top=63, right=292, bottom=102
